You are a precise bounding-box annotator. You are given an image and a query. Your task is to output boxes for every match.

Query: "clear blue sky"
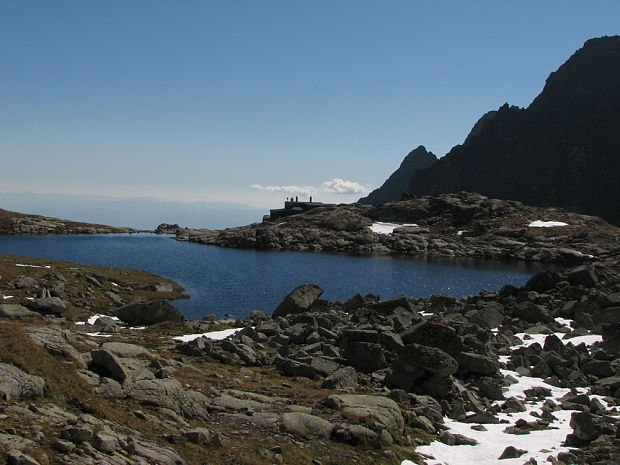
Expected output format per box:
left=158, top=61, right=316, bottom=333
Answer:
left=1, top=1, right=618, bottom=207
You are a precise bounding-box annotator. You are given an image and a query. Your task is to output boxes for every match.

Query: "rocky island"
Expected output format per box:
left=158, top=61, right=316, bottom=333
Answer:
left=0, top=208, right=142, bottom=236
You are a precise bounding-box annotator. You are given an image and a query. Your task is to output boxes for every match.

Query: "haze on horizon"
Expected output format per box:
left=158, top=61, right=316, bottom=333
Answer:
left=1, top=1, right=619, bottom=209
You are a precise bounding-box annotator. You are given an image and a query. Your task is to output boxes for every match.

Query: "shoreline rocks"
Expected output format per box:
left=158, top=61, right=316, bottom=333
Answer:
left=0, top=208, right=143, bottom=236
left=0, top=214, right=618, bottom=464
left=173, top=193, right=620, bottom=266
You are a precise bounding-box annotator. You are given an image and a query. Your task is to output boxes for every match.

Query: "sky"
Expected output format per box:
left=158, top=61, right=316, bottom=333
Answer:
left=1, top=1, right=619, bottom=208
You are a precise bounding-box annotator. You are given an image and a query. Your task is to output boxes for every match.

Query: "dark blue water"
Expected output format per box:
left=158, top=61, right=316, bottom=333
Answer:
left=0, top=234, right=542, bottom=320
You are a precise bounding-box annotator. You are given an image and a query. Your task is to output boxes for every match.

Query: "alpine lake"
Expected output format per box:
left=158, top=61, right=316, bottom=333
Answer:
left=0, top=233, right=549, bottom=321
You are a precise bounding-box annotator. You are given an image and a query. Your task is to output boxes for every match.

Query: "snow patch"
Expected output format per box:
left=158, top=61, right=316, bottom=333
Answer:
left=405, top=328, right=605, bottom=465
left=173, top=328, right=243, bottom=343
left=84, top=332, right=113, bottom=338
left=1, top=295, right=14, bottom=300
left=528, top=220, right=568, bottom=228
left=16, top=263, right=51, bottom=269
left=75, top=314, right=121, bottom=326
left=512, top=332, right=602, bottom=350
left=369, top=222, right=418, bottom=235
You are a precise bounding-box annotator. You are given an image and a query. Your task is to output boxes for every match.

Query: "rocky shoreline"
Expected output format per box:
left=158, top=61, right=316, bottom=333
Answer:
left=171, top=193, right=620, bottom=266
left=0, top=208, right=143, bottom=235
left=0, top=228, right=619, bottom=464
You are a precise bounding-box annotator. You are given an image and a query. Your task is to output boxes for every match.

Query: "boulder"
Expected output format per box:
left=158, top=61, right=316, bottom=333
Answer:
left=13, top=276, right=39, bottom=289
left=593, top=306, right=620, bottom=325
left=468, top=302, right=504, bottom=329
left=272, top=284, right=324, bottom=318
left=275, top=358, right=316, bottom=379
left=342, top=342, right=387, bottom=373
left=126, top=377, right=210, bottom=419
left=144, top=282, right=174, bottom=293
left=400, top=321, right=462, bottom=357
left=322, top=366, right=358, bottom=391
left=458, top=352, right=500, bottom=376
left=325, top=394, right=404, bottom=436
left=280, top=412, right=334, bottom=439
left=525, top=270, right=561, bottom=293
left=7, top=451, right=41, bottom=465
left=90, top=349, right=154, bottom=385
left=0, top=304, right=41, bottom=319
left=439, top=431, right=478, bottom=446
left=570, top=412, right=615, bottom=441
left=182, top=427, right=214, bottom=445
left=498, top=446, right=527, bottom=459
left=602, top=323, right=620, bottom=356
left=372, top=295, right=414, bottom=314
left=0, top=363, right=46, bottom=400
left=566, top=266, right=599, bottom=287
left=115, top=299, right=183, bottom=325
left=27, top=326, right=83, bottom=363
left=429, top=294, right=457, bottom=311
left=396, top=343, right=458, bottom=376
left=511, top=301, right=553, bottom=323
left=25, top=297, right=67, bottom=315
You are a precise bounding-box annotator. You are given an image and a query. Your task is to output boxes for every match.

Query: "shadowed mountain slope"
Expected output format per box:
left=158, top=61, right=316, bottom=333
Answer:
left=405, top=36, right=620, bottom=225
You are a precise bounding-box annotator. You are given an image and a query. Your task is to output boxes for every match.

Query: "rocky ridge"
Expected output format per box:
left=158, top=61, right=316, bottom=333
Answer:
left=0, top=208, right=142, bottom=235
left=173, top=192, right=620, bottom=265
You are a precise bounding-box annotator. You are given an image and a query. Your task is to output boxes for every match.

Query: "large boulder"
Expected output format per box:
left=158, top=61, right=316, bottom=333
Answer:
left=0, top=363, right=46, bottom=400
left=25, top=297, right=67, bottom=316
left=325, top=394, right=405, bottom=437
left=90, top=349, right=154, bottom=385
left=115, top=299, right=183, bottom=325
left=126, top=378, right=210, bottom=420
left=322, top=366, right=358, bottom=391
left=400, top=321, right=462, bottom=357
left=458, top=352, right=500, bottom=376
left=525, top=270, right=561, bottom=293
left=272, top=284, right=324, bottom=318
left=372, top=296, right=415, bottom=315
left=566, top=266, right=599, bottom=287
left=569, top=412, right=615, bottom=441
left=27, top=327, right=83, bottom=365
left=396, top=343, right=458, bottom=376
left=280, top=412, right=334, bottom=439
left=511, top=301, right=553, bottom=323
left=602, top=323, right=620, bottom=356
left=0, top=304, right=40, bottom=319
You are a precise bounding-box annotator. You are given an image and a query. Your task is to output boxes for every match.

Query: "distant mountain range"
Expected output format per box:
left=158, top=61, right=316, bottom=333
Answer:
left=361, top=36, right=620, bottom=226
left=0, top=193, right=263, bottom=230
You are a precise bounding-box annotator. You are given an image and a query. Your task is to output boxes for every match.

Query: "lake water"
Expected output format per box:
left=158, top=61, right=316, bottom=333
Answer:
left=0, top=234, right=544, bottom=320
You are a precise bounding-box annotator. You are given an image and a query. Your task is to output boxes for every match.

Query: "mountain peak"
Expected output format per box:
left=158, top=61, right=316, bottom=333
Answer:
left=358, top=146, right=437, bottom=205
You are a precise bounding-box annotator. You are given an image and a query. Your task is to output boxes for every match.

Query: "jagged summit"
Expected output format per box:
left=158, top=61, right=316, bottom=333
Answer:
left=358, top=146, right=437, bottom=205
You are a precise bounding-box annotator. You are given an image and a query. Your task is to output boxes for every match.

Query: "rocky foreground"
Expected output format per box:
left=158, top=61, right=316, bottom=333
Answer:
left=171, top=193, right=620, bottom=265
left=0, top=208, right=142, bottom=235
left=0, top=230, right=619, bottom=464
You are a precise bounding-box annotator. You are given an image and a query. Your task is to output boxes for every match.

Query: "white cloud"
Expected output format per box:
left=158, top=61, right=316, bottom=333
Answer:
left=320, top=178, right=369, bottom=194
left=250, top=184, right=316, bottom=196
left=251, top=178, right=369, bottom=196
